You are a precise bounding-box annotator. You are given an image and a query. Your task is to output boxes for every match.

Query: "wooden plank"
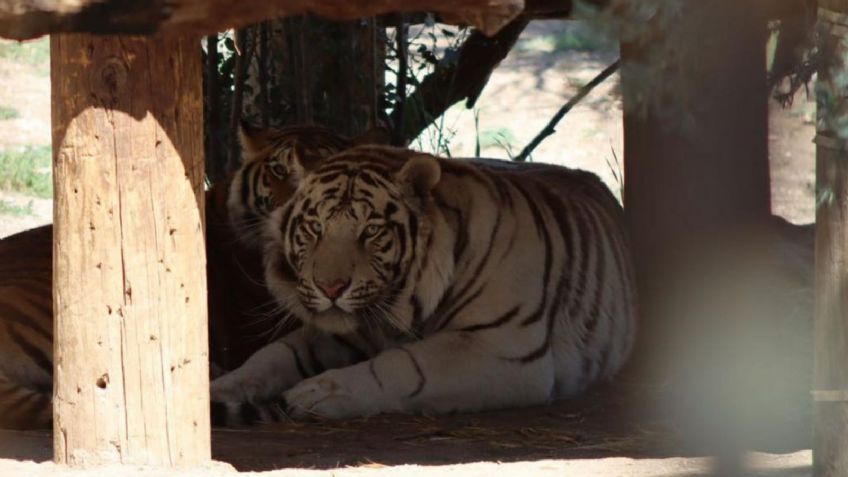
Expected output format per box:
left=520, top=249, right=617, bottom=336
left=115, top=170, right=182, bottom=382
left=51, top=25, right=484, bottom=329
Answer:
left=51, top=33, right=210, bottom=466
left=0, top=0, right=525, bottom=40
left=814, top=8, right=848, bottom=476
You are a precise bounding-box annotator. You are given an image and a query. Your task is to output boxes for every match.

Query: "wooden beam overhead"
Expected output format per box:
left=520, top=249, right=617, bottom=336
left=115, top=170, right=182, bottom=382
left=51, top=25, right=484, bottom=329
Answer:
left=0, top=0, right=527, bottom=40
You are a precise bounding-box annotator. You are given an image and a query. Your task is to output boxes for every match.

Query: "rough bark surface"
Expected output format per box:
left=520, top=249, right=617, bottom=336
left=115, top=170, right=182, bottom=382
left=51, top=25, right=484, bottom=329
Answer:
left=51, top=33, right=210, bottom=467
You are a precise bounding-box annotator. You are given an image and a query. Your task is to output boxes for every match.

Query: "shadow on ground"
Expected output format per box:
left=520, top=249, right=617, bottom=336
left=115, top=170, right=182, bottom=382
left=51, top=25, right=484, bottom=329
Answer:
left=0, top=375, right=810, bottom=472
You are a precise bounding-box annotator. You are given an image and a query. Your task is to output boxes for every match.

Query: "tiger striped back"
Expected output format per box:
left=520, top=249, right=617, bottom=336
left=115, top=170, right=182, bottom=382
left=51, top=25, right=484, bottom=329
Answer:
left=277, top=146, right=637, bottom=392
left=211, top=145, right=638, bottom=421
left=0, top=225, right=53, bottom=429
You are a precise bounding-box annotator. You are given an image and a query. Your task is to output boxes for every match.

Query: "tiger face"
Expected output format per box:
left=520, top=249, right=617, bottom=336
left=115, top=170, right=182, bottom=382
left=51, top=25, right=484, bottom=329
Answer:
left=266, top=151, right=441, bottom=334
left=228, top=124, right=394, bottom=246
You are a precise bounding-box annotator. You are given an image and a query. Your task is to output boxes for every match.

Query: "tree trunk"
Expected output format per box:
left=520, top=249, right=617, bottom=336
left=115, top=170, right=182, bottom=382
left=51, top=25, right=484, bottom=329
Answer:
left=621, top=1, right=771, bottom=471
left=622, top=0, right=771, bottom=350
left=814, top=7, right=848, bottom=476
left=51, top=33, right=210, bottom=467
left=243, top=16, right=382, bottom=137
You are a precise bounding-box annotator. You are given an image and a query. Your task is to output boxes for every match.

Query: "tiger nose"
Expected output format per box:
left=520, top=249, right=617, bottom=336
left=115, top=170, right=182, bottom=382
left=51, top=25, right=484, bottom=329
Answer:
left=315, top=278, right=351, bottom=300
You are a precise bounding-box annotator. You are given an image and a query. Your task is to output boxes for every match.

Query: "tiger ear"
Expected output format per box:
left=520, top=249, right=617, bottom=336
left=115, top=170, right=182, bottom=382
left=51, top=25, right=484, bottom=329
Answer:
left=396, top=153, right=441, bottom=199
left=237, top=120, right=271, bottom=162
left=284, top=143, right=307, bottom=186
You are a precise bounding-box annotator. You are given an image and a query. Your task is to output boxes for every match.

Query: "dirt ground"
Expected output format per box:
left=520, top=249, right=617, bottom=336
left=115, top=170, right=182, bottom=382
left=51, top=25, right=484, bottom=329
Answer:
left=0, top=381, right=814, bottom=475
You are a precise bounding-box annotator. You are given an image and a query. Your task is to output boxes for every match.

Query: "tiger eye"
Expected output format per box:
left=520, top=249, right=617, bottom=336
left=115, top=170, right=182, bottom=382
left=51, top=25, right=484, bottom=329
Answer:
left=270, top=164, right=287, bottom=178
left=307, top=221, right=322, bottom=235
left=363, top=224, right=382, bottom=238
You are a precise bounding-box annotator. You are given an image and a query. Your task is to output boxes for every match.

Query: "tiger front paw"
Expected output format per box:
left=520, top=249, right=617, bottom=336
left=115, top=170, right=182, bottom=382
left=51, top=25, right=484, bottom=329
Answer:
left=283, top=371, right=380, bottom=419
left=210, top=378, right=286, bottom=427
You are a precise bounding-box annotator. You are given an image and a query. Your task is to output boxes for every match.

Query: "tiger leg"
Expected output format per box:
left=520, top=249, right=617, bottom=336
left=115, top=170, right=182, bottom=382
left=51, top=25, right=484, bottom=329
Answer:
left=283, top=330, right=554, bottom=419
left=210, top=327, right=365, bottom=426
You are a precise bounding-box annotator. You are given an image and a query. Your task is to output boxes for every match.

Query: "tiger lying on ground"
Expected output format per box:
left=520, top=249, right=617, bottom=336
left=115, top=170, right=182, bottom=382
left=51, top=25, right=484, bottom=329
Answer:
left=210, top=144, right=638, bottom=423
left=0, top=123, right=385, bottom=430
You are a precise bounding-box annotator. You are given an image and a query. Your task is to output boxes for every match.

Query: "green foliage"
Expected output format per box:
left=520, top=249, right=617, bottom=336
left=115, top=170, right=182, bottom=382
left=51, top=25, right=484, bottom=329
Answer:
left=519, top=22, right=615, bottom=54
left=0, top=199, right=33, bottom=216
left=0, top=38, right=50, bottom=75
left=478, top=127, right=518, bottom=157
left=554, top=23, right=616, bottom=52
left=0, top=105, right=19, bottom=120
left=0, top=146, right=53, bottom=198
left=384, top=18, right=470, bottom=156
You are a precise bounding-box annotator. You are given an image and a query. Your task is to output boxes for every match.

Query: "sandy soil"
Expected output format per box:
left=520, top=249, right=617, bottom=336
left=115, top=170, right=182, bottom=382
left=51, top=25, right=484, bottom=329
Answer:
left=0, top=49, right=53, bottom=238
left=0, top=451, right=814, bottom=477
left=0, top=57, right=51, bottom=149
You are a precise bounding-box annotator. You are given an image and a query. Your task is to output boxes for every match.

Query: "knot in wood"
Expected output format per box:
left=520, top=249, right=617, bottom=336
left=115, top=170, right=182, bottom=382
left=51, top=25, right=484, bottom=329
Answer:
left=96, top=57, right=129, bottom=97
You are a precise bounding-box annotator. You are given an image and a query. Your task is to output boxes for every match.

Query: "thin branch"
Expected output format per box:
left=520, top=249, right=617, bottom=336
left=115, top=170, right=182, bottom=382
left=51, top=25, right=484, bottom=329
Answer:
left=259, top=21, right=270, bottom=127
left=514, top=59, right=620, bottom=162
left=204, top=33, right=220, bottom=180
left=290, top=16, right=312, bottom=123
left=228, top=29, right=255, bottom=173
left=392, top=16, right=408, bottom=146
left=390, top=18, right=528, bottom=143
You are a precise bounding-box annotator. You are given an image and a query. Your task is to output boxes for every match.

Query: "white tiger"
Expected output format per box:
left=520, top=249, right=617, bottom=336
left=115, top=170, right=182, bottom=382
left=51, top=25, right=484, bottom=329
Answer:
left=210, top=145, right=637, bottom=423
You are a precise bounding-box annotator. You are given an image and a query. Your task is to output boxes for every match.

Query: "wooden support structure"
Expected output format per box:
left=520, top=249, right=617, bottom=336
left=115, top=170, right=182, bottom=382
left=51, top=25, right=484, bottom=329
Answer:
left=621, top=0, right=771, bottom=346
left=620, top=0, right=771, bottom=469
left=814, top=4, right=848, bottom=475
left=0, top=0, right=526, bottom=39
left=51, top=34, right=210, bottom=466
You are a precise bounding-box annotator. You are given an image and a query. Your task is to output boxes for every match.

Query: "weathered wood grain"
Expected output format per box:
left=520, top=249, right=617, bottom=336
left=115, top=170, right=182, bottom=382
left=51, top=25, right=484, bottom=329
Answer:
left=51, top=33, right=210, bottom=466
left=0, top=0, right=525, bottom=40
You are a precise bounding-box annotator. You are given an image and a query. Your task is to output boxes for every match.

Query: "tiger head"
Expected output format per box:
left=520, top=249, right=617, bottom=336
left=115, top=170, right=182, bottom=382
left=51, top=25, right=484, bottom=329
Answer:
left=265, top=147, right=442, bottom=334
left=227, top=123, right=391, bottom=246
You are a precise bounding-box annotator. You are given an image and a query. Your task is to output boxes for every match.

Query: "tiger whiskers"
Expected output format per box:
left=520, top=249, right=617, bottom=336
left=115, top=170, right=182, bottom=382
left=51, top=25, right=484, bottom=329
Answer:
left=367, top=301, right=418, bottom=340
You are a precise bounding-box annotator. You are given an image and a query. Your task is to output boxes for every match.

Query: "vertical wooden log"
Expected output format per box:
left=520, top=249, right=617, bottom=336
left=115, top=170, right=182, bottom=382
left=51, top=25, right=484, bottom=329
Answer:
left=621, top=1, right=771, bottom=470
left=621, top=0, right=771, bottom=355
left=814, top=7, right=848, bottom=476
left=51, top=34, right=210, bottom=467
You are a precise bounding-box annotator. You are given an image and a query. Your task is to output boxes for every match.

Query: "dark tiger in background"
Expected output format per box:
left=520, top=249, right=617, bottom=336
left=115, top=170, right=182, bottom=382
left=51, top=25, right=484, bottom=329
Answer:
left=0, top=124, right=386, bottom=429
left=211, top=145, right=638, bottom=422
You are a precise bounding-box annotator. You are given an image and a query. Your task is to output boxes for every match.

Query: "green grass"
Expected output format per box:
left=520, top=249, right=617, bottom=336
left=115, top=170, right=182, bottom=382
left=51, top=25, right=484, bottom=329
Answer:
left=518, top=22, right=616, bottom=55
left=552, top=25, right=615, bottom=53
left=0, top=37, right=50, bottom=74
left=0, top=145, right=52, bottom=198
left=0, top=199, right=34, bottom=216
left=479, top=127, right=517, bottom=147
left=0, top=105, right=19, bottom=120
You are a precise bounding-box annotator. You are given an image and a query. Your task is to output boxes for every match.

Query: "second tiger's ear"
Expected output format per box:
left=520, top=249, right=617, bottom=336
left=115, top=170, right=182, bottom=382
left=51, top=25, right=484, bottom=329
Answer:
left=237, top=120, right=273, bottom=162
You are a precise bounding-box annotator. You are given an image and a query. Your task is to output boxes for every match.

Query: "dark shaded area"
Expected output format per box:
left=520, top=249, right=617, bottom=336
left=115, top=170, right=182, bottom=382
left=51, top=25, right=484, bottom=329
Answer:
left=0, top=375, right=811, bottom=470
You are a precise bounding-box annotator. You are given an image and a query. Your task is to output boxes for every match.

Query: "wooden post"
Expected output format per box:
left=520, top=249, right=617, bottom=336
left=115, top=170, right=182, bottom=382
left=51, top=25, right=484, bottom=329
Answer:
left=51, top=34, right=210, bottom=467
left=621, top=0, right=771, bottom=356
left=620, top=0, right=771, bottom=470
left=814, top=6, right=848, bottom=476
